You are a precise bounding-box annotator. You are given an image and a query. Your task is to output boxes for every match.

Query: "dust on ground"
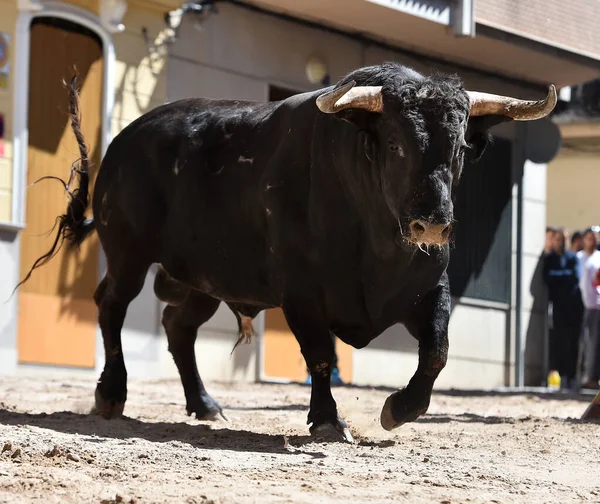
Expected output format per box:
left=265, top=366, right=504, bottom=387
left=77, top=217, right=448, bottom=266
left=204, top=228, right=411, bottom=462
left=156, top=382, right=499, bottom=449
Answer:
left=0, top=374, right=599, bottom=503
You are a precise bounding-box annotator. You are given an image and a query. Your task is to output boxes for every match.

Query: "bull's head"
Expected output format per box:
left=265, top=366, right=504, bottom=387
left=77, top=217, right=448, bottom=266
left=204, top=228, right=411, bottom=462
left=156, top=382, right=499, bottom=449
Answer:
left=315, top=73, right=556, bottom=249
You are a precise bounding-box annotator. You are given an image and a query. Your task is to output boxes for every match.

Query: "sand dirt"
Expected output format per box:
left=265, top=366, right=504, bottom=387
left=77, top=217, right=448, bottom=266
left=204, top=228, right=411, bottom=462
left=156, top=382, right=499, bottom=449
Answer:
left=0, top=374, right=599, bottom=503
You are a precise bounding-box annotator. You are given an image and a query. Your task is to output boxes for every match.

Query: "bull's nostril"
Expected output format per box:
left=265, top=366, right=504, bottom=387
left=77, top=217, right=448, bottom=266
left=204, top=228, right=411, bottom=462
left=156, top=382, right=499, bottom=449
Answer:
left=411, top=221, right=426, bottom=234
left=441, top=225, right=451, bottom=239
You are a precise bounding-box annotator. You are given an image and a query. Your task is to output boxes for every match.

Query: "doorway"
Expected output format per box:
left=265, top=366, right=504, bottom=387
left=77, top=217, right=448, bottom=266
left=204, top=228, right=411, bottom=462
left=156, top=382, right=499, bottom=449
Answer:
left=18, top=16, right=104, bottom=368
left=261, top=85, right=354, bottom=383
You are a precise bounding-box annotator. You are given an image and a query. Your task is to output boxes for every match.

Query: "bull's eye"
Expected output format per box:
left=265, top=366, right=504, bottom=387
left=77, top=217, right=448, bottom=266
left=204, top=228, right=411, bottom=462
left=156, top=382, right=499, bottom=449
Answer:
left=388, top=141, right=404, bottom=157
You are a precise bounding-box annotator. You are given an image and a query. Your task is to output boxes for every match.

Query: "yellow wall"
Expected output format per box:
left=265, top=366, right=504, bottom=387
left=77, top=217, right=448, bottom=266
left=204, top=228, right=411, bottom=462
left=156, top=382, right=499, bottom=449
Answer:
left=112, top=6, right=168, bottom=135
left=0, top=0, right=17, bottom=222
left=547, top=148, right=600, bottom=232
left=62, top=0, right=169, bottom=136
left=0, top=0, right=169, bottom=223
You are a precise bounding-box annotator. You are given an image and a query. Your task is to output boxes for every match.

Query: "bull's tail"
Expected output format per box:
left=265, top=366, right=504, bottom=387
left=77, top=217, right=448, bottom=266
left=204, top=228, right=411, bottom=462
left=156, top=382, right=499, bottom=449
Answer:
left=11, top=74, right=96, bottom=296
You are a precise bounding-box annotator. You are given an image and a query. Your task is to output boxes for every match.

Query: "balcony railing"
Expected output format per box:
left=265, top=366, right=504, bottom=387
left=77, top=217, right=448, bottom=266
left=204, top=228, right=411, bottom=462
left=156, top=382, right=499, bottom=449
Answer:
left=553, top=79, right=600, bottom=122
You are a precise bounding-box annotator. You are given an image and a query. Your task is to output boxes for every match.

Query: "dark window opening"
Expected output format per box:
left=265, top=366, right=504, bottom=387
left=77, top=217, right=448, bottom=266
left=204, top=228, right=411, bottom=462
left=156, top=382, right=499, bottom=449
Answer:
left=269, top=85, right=302, bottom=102
left=268, top=83, right=513, bottom=304
left=447, top=138, right=513, bottom=304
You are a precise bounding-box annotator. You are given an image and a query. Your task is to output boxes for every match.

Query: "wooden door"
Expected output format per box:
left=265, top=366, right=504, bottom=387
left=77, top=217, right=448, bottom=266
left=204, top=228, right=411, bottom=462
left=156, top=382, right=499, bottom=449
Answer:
left=18, top=17, right=103, bottom=368
left=261, top=85, right=353, bottom=383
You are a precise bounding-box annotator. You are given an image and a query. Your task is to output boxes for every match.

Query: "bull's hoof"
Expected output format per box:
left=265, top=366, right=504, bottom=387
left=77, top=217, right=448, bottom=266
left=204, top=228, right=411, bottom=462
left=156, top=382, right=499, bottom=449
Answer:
left=310, top=419, right=354, bottom=443
left=186, top=394, right=228, bottom=422
left=91, top=387, right=125, bottom=419
left=380, top=389, right=430, bottom=431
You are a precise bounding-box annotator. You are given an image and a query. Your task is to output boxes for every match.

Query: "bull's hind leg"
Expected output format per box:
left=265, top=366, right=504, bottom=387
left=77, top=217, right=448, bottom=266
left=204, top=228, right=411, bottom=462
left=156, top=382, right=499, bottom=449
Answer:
left=161, top=290, right=225, bottom=420
left=93, top=259, right=151, bottom=419
left=283, top=302, right=354, bottom=443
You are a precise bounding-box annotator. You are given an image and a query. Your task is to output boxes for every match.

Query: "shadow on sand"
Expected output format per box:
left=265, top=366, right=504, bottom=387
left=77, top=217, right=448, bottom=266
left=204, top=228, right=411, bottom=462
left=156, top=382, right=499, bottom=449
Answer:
left=0, top=388, right=594, bottom=457
left=0, top=408, right=340, bottom=456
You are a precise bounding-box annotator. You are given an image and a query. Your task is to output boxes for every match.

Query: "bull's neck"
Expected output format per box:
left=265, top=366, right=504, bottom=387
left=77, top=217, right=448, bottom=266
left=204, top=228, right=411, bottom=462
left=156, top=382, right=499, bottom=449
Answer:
left=327, top=127, right=401, bottom=259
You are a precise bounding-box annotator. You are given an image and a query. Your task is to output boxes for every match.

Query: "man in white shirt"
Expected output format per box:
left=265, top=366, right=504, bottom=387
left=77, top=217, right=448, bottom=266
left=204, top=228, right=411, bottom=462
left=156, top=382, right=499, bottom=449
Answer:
left=577, top=228, right=600, bottom=389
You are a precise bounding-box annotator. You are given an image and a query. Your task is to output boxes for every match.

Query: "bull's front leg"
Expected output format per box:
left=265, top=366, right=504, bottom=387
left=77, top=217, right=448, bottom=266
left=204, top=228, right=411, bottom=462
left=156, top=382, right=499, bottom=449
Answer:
left=282, top=302, right=354, bottom=443
left=380, top=278, right=450, bottom=430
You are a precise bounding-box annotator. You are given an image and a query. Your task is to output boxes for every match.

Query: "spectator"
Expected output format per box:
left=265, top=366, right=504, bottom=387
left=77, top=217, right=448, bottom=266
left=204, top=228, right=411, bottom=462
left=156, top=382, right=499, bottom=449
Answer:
left=577, top=229, right=600, bottom=390
left=570, top=230, right=584, bottom=253
left=543, top=227, right=584, bottom=390
left=545, top=226, right=556, bottom=255
left=594, top=226, right=600, bottom=252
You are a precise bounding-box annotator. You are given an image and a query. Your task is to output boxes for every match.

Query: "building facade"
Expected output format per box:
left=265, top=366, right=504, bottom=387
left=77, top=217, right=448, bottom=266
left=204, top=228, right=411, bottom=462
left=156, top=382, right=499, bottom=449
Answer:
left=0, top=0, right=599, bottom=390
left=547, top=79, right=600, bottom=233
left=0, top=0, right=174, bottom=374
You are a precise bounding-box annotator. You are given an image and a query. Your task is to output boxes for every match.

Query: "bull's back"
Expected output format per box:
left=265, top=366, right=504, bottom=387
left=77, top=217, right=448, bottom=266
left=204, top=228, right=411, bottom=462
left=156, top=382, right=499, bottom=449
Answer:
left=93, top=97, right=290, bottom=305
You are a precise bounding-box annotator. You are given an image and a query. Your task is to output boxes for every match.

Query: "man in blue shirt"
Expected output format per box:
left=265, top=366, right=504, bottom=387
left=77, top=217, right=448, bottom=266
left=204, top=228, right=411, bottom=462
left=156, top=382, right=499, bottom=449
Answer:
left=543, top=227, right=584, bottom=389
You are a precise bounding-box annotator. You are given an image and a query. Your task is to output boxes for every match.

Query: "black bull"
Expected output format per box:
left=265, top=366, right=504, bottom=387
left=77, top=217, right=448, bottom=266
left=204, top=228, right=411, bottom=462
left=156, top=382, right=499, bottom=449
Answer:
left=18, top=63, right=556, bottom=442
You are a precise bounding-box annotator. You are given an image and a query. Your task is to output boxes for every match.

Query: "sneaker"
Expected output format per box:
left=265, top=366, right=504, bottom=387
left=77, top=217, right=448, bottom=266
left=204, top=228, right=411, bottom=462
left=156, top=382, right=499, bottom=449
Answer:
left=330, top=368, right=344, bottom=385
left=304, top=369, right=345, bottom=385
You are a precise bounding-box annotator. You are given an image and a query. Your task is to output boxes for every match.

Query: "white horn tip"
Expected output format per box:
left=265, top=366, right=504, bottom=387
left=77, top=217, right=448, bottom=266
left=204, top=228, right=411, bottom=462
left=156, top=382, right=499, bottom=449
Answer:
left=548, top=84, right=557, bottom=103
left=316, top=80, right=356, bottom=113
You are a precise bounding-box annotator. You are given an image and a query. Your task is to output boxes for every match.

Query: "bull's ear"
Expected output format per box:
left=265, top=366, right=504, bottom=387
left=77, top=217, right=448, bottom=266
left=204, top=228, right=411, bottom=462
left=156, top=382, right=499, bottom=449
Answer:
left=336, top=109, right=377, bottom=129
left=466, top=131, right=491, bottom=164
left=466, top=115, right=512, bottom=163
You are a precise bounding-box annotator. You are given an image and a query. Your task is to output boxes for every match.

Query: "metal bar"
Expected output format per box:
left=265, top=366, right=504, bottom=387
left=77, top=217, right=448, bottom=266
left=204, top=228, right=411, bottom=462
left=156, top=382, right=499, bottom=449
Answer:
left=515, top=123, right=526, bottom=388
left=543, top=292, right=550, bottom=386
left=451, top=0, right=475, bottom=37
left=453, top=296, right=510, bottom=311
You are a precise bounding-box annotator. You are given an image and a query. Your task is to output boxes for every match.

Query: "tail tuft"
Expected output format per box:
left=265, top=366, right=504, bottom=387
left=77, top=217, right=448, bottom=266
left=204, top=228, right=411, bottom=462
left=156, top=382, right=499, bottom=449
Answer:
left=10, top=73, right=96, bottom=298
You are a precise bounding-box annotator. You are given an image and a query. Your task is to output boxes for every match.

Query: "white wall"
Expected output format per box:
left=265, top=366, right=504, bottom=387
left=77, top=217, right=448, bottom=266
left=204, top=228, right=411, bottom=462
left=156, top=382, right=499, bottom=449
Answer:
left=520, top=158, right=549, bottom=386
left=0, top=232, right=19, bottom=374
left=352, top=301, right=509, bottom=389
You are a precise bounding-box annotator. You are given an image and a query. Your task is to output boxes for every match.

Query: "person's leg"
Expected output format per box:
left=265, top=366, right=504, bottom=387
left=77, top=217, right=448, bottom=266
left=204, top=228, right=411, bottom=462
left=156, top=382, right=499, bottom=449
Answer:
left=553, top=325, right=571, bottom=385
left=548, top=325, right=561, bottom=373
left=576, top=310, right=588, bottom=385
left=565, top=309, right=584, bottom=389
left=564, top=328, right=580, bottom=389
left=591, top=309, right=600, bottom=386
left=549, top=322, right=576, bottom=390
left=581, top=309, right=593, bottom=385
left=582, top=309, right=600, bottom=389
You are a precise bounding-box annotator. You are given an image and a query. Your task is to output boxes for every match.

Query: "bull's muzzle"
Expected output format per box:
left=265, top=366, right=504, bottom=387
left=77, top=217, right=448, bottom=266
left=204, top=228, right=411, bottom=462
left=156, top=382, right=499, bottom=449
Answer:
left=409, top=220, right=452, bottom=246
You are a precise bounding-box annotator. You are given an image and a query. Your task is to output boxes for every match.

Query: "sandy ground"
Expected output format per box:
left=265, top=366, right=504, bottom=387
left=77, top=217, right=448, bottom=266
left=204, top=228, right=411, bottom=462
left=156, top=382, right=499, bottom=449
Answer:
left=0, top=375, right=599, bottom=504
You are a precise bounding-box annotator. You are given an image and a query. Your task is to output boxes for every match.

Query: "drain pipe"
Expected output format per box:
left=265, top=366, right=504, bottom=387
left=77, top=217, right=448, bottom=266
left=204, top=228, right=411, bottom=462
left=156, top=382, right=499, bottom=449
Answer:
left=451, top=0, right=475, bottom=37
left=514, top=123, right=526, bottom=388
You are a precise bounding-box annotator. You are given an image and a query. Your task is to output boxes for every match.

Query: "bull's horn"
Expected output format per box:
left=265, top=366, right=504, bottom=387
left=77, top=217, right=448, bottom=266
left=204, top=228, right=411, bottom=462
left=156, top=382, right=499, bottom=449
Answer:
left=316, top=80, right=384, bottom=114
left=467, top=84, right=557, bottom=120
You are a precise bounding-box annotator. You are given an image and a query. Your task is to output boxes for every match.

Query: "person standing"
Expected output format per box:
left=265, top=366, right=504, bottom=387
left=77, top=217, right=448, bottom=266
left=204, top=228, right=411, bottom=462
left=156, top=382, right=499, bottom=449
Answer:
left=543, top=227, right=584, bottom=389
left=545, top=226, right=556, bottom=255
left=594, top=225, right=600, bottom=252
left=570, top=231, right=583, bottom=253
left=577, top=229, right=600, bottom=390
